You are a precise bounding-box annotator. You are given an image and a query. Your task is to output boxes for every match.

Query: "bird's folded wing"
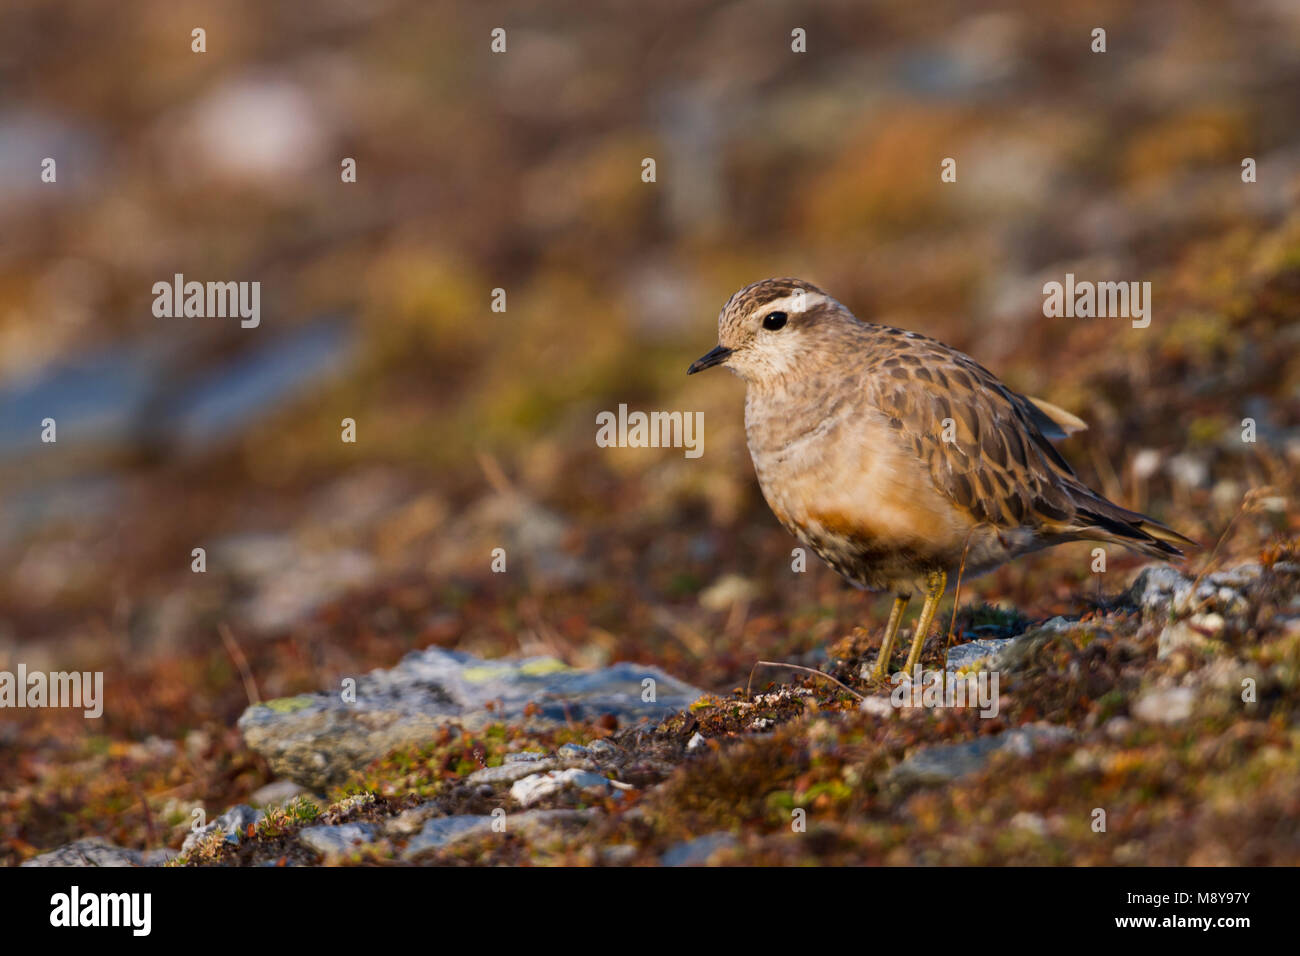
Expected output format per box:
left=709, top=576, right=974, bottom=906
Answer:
left=865, top=338, right=1081, bottom=532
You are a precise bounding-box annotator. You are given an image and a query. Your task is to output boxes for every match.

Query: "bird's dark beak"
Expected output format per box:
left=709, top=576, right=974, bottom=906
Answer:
left=687, top=344, right=732, bottom=375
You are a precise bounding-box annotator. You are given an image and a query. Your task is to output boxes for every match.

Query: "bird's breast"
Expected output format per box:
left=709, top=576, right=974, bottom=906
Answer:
left=744, top=381, right=976, bottom=587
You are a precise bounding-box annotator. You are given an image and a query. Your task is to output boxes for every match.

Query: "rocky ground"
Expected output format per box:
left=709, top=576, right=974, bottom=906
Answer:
left=23, top=554, right=1300, bottom=866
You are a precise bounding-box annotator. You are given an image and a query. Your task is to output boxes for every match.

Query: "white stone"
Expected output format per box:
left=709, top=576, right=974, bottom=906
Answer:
left=509, top=769, right=611, bottom=807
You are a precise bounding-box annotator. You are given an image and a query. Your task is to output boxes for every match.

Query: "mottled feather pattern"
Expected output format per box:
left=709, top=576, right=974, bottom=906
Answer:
left=858, top=325, right=1081, bottom=536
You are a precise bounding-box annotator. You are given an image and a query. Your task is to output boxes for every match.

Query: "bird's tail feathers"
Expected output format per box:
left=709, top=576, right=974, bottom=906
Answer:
left=1065, top=486, right=1198, bottom=561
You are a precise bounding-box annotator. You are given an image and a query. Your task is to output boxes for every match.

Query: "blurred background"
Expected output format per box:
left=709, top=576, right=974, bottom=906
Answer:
left=1, top=0, right=1298, bottom=861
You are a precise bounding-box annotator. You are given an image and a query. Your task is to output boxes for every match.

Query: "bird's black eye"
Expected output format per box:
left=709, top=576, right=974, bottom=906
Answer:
left=763, top=311, right=788, bottom=331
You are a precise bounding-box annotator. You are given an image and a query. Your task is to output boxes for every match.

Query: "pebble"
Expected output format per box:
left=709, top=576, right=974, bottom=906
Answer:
left=402, top=815, right=495, bottom=858
left=402, top=809, right=596, bottom=859
left=946, top=637, right=1016, bottom=671
left=249, top=780, right=313, bottom=808
left=1132, top=686, right=1196, bottom=724
left=21, top=839, right=176, bottom=868
left=298, top=823, right=380, bottom=857
left=466, top=760, right=557, bottom=786
left=510, top=769, right=612, bottom=807
left=504, top=751, right=548, bottom=763
left=889, top=723, right=1076, bottom=785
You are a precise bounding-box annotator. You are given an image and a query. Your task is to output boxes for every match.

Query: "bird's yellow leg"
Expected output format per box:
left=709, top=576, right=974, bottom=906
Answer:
left=903, top=570, right=947, bottom=675
left=870, top=594, right=910, bottom=679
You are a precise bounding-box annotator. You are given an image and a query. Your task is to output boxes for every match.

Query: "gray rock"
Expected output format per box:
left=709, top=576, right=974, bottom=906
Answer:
left=1127, top=566, right=1195, bottom=614
left=249, top=779, right=313, bottom=809
left=1126, top=563, right=1258, bottom=618
left=947, top=638, right=1016, bottom=671
left=510, top=769, right=612, bottom=807
left=992, top=616, right=1086, bottom=672
left=504, top=751, right=548, bottom=763
left=403, top=815, right=495, bottom=858
left=298, top=823, right=379, bottom=857
left=142, top=848, right=179, bottom=866
left=890, top=723, right=1076, bottom=785
left=402, top=809, right=595, bottom=860
left=1208, top=563, right=1262, bottom=589
left=21, top=838, right=160, bottom=867
left=238, top=648, right=704, bottom=789
left=661, top=832, right=738, bottom=866
left=466, top=759, right=557, bottom=786
left=556, top=743, right=591, bottom=761
left=586, top=739, right=618, bottom=758
left=181, top=804, right=265, bottom=854
left=1034, top=616, right=1081, bottom=634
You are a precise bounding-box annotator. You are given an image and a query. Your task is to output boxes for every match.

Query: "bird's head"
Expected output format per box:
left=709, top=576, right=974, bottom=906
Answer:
left=687, top=277, right=850, bottom=383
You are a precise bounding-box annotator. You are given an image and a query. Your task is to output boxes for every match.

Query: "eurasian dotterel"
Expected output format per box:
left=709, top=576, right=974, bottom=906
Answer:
left=688, top=277, right=1195, bottom=677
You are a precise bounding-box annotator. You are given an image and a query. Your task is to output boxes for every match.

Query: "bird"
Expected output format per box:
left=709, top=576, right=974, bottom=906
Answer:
left=687, top=277, right=1195, bottom=679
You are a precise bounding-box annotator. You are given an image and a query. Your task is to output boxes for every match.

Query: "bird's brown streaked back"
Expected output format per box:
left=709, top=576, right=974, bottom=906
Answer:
left=853, top=321, right=1192, bottom=560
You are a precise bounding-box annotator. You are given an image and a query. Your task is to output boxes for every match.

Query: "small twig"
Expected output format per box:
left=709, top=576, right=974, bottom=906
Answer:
left=745, top=660, right=864, bottom=702
left=218, top=623, right=261, bottom=706
left=1185, top=486, right=1273, bottom=614
left=944, top=524, right=981, bottom=655
left=476, top=450, right=514, bottom=496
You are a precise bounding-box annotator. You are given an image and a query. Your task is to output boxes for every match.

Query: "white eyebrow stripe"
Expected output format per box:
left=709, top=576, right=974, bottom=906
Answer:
left=756, top=292, right=827, bottom=315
